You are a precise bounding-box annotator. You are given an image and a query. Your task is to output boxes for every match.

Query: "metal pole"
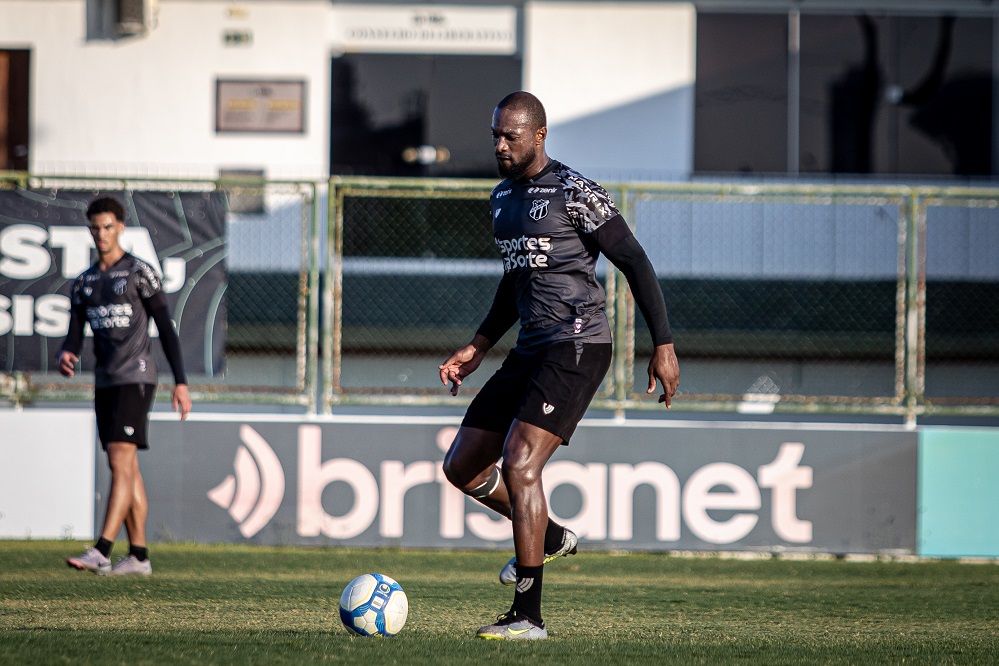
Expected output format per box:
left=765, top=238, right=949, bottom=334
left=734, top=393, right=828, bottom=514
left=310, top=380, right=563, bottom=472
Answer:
left=307, top=183, right=321, bottom=414
left=787, top=9, right=801, bottom=175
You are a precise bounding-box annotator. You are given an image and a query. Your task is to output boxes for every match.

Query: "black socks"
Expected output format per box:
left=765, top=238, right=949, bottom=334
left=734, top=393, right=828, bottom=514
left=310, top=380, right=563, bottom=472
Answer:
left=94, top=537, right=113, bottom=558
left=93, top=538, right=148, bottom=562
left=512, top=564, right=544, bottom=627
left=543, top=520, right=565, bottom=554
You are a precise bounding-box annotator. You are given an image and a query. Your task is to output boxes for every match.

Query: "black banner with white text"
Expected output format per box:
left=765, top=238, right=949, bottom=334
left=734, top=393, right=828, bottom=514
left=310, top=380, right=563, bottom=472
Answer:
left=0, top=189, right=227, bottom=376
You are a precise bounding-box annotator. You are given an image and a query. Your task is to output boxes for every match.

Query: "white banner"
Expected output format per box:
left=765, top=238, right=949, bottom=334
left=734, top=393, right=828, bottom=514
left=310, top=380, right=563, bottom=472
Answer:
left=330, top=4, right=517, bottom=55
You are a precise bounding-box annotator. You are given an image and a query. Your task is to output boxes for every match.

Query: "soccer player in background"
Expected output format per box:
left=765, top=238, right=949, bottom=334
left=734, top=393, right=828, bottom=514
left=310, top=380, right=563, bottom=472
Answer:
left=439, top=91, right=680, bottom=639
left=62, top=196, right=192, bottom=576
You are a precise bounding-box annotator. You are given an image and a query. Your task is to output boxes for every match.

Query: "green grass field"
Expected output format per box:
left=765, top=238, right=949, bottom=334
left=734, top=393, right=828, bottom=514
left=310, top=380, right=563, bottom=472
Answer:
left=1, top=541, right=997, bottom=665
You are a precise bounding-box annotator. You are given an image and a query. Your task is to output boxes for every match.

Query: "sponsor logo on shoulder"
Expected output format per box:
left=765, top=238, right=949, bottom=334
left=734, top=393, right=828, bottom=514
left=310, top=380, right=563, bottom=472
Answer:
left=495, top=188, right=512, bottom=198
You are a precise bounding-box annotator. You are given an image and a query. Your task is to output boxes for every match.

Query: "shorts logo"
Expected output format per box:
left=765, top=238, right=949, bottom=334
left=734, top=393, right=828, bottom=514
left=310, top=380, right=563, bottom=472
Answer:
left=124, top=426, right=135, bottom=436
left=542, top=402, right=555, bottom=415
left=573, top=318, right=584, bottom=334
left=529, top=199, right=550, bottom=221
left=139, top=359, right=147, bottom=372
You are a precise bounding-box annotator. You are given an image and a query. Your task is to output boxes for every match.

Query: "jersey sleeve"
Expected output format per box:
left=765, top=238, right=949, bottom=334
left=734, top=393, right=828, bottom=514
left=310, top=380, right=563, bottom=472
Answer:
left=143, top=291, right=188, bottom=385
left=562, top=170, right=621, bottom=234
left=60, top=276, right=88, bottom=357
left=135, top=259, right=164, bottom=300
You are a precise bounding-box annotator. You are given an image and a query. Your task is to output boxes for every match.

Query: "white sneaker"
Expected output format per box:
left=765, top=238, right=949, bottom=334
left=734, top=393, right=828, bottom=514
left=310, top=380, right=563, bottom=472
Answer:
left=107, top=554, right=152, bottom=576
left=66, top=546, right=111, bottom=575
left=476, top=611, right=548, bottom=640
left=499, top=527, right=578, bottom=585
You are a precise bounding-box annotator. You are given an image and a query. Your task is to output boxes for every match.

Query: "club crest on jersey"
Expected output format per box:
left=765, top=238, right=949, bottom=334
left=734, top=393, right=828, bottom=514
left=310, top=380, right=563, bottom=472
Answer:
left=113, top=279, right=127, bottom=295
left=529, top=199, right=550, bottom=221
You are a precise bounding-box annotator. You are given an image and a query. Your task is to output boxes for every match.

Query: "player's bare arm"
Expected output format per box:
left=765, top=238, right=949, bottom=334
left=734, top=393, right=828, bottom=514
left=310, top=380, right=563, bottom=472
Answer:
left=439, top=333, right=493, bottom=395
left=647, top=342, right=680, bottom=408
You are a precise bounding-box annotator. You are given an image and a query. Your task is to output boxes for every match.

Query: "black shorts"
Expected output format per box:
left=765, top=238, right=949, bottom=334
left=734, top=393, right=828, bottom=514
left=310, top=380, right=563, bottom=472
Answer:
left=462, top=341, right=612, bottom=445
left=95, top=384, right=156, bottom=450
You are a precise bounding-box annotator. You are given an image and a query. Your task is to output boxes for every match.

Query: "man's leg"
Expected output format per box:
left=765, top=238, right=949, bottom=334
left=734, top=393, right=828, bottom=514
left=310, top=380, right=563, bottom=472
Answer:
left=445, top=424, right=575, bottom=593
left=102, top=441, right=138, bottom=543
left=501, top=420, right=563, bottom=568
left=122, top=453, right=148, bottom=549
left=442, top=426, right=508, bottom=514
left=474, top=420, right=562, bottom=640
left=101, top=444, right=153, bottom=576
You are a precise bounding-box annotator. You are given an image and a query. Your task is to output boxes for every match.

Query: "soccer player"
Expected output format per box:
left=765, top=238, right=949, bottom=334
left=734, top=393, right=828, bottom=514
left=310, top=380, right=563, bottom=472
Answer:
left=62, top=196, right=192, bottom=576
left=439, top=91, right=679, bottom=640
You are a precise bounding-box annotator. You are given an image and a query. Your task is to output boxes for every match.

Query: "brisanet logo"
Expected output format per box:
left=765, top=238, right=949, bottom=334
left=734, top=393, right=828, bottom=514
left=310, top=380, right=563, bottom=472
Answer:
left=207, top=425, right=286, bottom=537
left=208, top=425, right=814, bottom=545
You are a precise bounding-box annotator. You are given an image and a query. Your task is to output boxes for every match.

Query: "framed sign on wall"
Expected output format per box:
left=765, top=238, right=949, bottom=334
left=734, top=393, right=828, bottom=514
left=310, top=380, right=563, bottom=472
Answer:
left=215, top=79, right=307, bottom=134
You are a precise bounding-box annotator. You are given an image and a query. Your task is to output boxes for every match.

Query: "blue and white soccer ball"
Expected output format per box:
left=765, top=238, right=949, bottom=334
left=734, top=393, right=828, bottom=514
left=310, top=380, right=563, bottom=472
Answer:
left=339, top=573, right=409, bottom=637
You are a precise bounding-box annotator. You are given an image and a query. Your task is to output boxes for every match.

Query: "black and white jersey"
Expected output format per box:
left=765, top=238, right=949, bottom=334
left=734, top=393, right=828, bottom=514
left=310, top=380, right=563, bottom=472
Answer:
left=66, top=253, right=163, bottom=387
left=491, top=160, right=617, bottom=351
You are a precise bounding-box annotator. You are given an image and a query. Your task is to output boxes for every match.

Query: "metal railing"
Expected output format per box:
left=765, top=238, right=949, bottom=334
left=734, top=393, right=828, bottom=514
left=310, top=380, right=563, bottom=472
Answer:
left=2, top=172, right=997, bottom=423
left=323, top=177, right=999, bottom=424
left=0, top=173, right=320, bottom=411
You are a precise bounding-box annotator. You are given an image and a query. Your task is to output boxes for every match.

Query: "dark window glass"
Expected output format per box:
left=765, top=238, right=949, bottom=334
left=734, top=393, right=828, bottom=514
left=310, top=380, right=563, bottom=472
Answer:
left=330, top=54, right=521, bottom=178
left=800, top=15, right=993, bottom=176
left=0, top=49, right=30, bottom=171
left=695, top=13, right=788, bottom=173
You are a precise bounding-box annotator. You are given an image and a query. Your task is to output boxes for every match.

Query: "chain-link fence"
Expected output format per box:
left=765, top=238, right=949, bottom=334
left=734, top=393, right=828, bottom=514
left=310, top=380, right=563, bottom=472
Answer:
left=0, top=174, right=319, bottom=410
left=324, top=178, right=999, bottom=422
left=3, top=173, right=997, bottom=421
left=918, top=189, right=999, bottom=414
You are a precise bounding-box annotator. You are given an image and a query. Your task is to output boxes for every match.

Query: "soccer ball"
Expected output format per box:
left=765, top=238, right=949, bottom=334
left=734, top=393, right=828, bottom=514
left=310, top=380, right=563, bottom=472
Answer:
left=339, top=573, right=409, bottom=637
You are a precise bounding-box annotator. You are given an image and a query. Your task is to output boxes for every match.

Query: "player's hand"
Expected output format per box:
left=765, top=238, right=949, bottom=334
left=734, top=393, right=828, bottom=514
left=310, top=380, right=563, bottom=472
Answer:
left=439, top=336, right=490, bottom=396
left=173, top=384, right=192, bottom=421
left=58, top=351, right=79, bottom=378
left=647, top=343, right=679, bottom=408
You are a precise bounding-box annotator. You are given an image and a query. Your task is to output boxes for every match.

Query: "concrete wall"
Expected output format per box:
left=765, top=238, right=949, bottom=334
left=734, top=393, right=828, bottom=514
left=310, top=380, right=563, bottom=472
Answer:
left=0, top=0, right=696, bottom=180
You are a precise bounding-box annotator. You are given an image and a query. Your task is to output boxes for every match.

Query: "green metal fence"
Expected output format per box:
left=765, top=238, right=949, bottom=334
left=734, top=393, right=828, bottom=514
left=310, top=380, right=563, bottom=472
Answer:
left=2, top=173, right=997, bottom=423
left=324, top=177, right=999, bottom=423
left=0, top=173, right=320, bottom=410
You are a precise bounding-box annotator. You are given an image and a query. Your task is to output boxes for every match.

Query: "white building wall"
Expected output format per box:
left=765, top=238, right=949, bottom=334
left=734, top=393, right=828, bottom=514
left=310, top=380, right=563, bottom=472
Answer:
left=0, top=0, right=693, bottom=180
left=524, top=2, right=696, bottom=180
left=1, top=0, right=331, bottom=179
